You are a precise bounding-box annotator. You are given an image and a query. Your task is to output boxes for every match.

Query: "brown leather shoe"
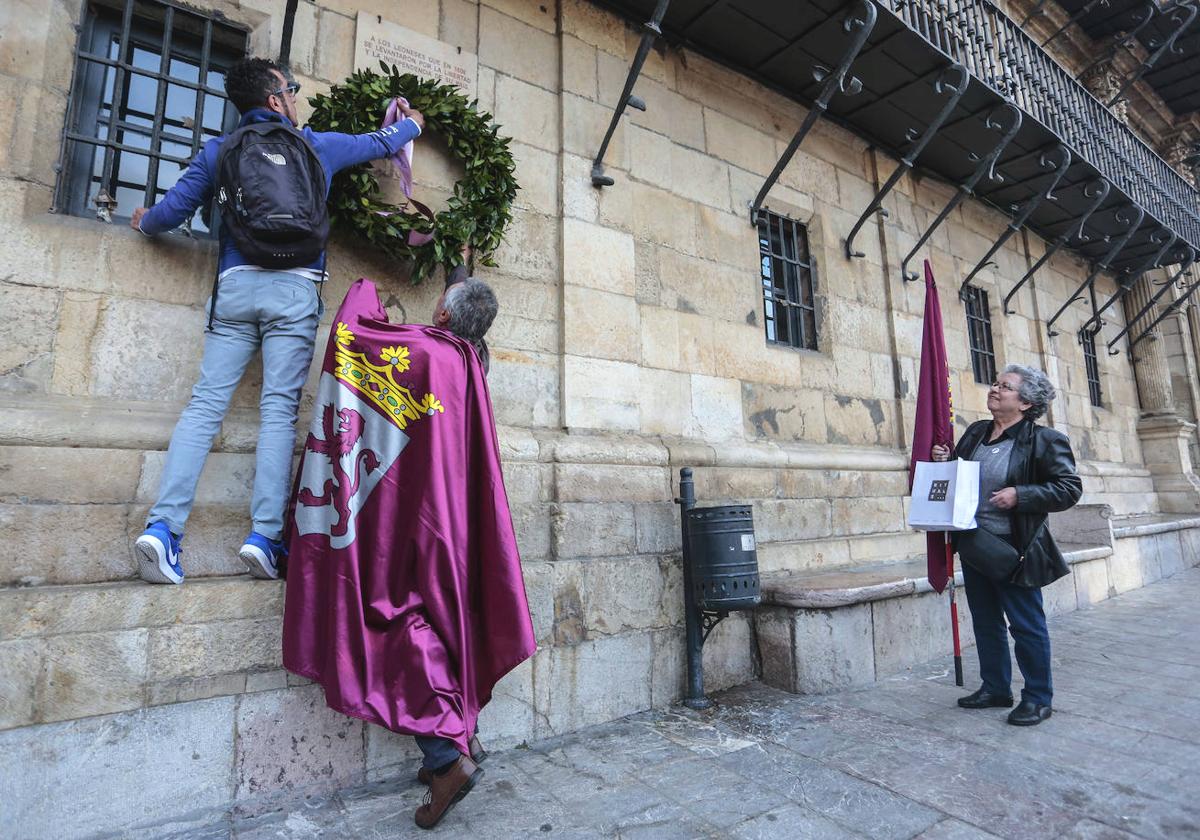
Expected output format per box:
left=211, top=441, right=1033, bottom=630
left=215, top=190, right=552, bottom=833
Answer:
left=416, top=734, right=488, bottom=785
left=414, top=756, right=482, bottom=829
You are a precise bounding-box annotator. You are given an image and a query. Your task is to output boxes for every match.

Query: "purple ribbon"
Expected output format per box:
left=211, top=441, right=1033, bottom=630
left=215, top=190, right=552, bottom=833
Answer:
left=378, top=97, right=434, bottom=247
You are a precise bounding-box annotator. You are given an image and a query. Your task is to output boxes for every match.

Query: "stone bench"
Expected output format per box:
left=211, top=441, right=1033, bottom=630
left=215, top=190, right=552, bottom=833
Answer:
left=752, top=505, right=1200, bottom=696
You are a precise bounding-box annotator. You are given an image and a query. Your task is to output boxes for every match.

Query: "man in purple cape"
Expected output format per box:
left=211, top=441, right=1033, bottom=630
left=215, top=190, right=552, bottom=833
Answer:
left=283, top=278, right=535, bottom=828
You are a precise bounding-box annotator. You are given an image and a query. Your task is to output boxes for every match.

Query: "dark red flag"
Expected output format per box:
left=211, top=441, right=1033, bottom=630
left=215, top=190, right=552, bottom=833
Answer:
left=909, top=260, right=955, bottom=593
left=283, top=280, right=536, bottom=753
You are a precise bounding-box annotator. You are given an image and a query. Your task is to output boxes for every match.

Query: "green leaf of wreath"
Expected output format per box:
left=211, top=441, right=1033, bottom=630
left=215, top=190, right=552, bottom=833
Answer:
left=307, top=67, right=520, bottom=283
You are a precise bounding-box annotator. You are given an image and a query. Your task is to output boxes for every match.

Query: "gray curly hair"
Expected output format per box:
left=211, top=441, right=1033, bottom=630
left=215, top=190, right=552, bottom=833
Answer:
left=1003, top=364, right=1056, bottom=421
left=443, top=277, right=498, bottom=374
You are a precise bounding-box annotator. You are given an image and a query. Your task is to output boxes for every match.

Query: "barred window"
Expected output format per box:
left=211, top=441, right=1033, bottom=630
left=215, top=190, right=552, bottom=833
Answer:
left=1080, top=328, right=1103, bottom=407
left=962, top=285, right=997, bottom=385
left=757, top=211, right=817, bottom=350
left=55, top=0, right=248, bottom=232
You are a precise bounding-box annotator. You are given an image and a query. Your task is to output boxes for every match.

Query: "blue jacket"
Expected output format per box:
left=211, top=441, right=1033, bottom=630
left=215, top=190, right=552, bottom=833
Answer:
left=139, top=108, right=422, bottom=273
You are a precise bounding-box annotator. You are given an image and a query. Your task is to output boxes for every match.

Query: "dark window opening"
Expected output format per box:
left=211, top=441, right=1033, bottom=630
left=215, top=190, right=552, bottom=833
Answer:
left=962, top=285, right=997, bottom=385
left=1081, top=328, right=1103, bottom=407
left=56, top=0, right=248, bottom=232
left=757, top=211, right=817, bottom=350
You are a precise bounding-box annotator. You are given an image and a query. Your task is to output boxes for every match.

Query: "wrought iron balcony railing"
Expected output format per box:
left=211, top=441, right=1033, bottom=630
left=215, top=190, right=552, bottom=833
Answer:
left=890, top=0, right=1200, bottom=250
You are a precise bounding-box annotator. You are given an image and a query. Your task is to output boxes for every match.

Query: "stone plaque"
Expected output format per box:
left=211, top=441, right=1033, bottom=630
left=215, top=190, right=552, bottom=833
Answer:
left=354, top=13, right=477, bottom=94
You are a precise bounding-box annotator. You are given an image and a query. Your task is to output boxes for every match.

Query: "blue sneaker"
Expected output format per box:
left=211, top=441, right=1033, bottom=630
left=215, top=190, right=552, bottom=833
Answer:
left=134, top=522, right=184, bottom=585
left=239, top=532, right=286, bottom=580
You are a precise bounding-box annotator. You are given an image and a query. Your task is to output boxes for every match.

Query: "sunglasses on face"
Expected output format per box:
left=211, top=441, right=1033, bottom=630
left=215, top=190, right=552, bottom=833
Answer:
left=272, top=82, right=301, bottom=99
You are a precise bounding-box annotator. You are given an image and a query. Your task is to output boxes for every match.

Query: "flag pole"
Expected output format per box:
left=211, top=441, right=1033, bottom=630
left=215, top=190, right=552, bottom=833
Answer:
left=944, top=531, right=963, bottom=686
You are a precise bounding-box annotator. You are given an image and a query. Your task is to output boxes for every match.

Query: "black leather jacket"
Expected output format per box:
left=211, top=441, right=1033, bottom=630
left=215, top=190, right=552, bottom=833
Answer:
left=953, top=417, right=1083, bottom=587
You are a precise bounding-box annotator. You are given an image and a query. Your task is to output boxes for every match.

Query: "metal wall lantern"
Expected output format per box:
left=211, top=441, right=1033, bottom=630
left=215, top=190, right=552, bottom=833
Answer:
left=845, top=63, right=969, bottom=259
left=901, top=103, right=1024, bottom=282
left=749, top=0, right=877, bottom=226
left=1045, top=203, right=1145, bottom=336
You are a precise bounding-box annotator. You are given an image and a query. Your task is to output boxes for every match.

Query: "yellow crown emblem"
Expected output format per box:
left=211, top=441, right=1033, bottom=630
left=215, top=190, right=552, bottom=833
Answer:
left=333, top=322, right=444, bottom=431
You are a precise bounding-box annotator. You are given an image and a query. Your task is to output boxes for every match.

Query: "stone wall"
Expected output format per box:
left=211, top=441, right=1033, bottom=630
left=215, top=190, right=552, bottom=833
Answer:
left=1, top=0, right=1196, bottom=831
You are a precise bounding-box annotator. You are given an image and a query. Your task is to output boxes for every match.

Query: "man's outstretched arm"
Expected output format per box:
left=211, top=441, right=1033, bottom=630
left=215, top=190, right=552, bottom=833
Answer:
left=130, top=142, right=217, bottom=235
left=319, top=105, right=425, bottom=173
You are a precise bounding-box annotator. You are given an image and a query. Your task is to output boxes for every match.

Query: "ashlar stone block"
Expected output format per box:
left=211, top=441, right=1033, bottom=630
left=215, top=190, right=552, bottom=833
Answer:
left=702, top=613, right=757, bottom=692
left=148, top=617, right=282, bottom=682
left=563, top=285, right=640, bottom=363
left=793, top=603, right=875, bottom=694
left=551, top=501, right=636, bottom=558
left=690, top=374, right=743, bottom=442
left=552, top=556, right=679, bottom=641
left=0, top=697, right=236, bottom=839
left=0, top=502, right=135, bottom=587
left=1071, top=556, right=1113, bottom=606
left=235, top=684, right=365, bottom=801
left=538, top=632, right=654, bottom=734
left=563, top=355, right=640, bottom=431
left=871, top=592, right=950, bottom=678
left=39, top=629, right=149, bottom=724
left=703, top=108, right=777, bottom=175
left=0, top=638, right=41, bottom=729
left=494, top=74, right=560, bottom=153
left=563, top=218, right=636, bottom=295
left=638, top=367, right=693, bottom=437
left=554, top=463, right=670, bottom=504
left=480, top=6, right=559, bottom=93
left=0, top=445, right=142, bottom=504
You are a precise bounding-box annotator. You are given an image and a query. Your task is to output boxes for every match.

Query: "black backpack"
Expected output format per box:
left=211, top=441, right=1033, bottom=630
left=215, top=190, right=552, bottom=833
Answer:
left=214, top=121, right=329, bottom=268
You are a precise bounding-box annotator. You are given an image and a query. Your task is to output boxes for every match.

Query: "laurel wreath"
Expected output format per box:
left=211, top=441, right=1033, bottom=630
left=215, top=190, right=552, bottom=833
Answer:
left=306, top=64, right=519, bottom=281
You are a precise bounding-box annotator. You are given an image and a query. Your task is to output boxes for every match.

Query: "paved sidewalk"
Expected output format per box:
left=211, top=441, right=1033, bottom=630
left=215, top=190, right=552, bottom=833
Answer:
left=188, top=567, right=1200, bottom=839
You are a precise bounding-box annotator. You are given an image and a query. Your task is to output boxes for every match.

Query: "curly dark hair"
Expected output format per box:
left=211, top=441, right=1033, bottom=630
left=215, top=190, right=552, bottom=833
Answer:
left=224, top=57, right=285, bottom=114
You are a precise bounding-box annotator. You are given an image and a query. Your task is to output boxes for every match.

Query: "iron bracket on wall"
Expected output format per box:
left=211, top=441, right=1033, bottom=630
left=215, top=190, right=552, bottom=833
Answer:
left=749, top=0, right=877, bottom=226
left=1110, top=247, right=1197, bottom=353
left=1079, top=227, right=1176, bottom=334
left=1020, top=0, right=1051, bottom=27
left=900, top=103, right=1023, bottom=282
left=844, top=63, right=969, bottom=259
left=1045, top=203, right=1145, bottom=337
left=590, top=0, right=672, bottom=188
left=1108, top=2, right=1198, bottom=107
left=1078, top=1, right=1156, bottom=81
left=1003, top=177, right=1111, bottom=315
left=1042, top=0, right=1110, bottom=49
left=958, top=144, right=1072, bottom=296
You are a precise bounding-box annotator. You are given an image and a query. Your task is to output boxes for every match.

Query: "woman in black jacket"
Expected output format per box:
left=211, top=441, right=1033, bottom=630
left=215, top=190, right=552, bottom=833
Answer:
left=932, top=364, right=1082, bottom=726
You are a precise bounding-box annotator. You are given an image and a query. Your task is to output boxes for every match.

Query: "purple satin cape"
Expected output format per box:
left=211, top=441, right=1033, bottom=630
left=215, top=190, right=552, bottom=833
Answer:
left=282, top=279, right=536, bottom=754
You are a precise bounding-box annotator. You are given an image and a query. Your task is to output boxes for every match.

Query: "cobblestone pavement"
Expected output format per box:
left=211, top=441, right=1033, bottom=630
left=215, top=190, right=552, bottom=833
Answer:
left=178, top=568, right=1200, bottom=839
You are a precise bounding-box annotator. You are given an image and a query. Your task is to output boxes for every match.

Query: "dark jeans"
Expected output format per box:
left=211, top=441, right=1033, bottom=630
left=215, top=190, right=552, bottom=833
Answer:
left=415, top=735, right=461, bottom=770
left=962, top=560, right=1053, bottom=705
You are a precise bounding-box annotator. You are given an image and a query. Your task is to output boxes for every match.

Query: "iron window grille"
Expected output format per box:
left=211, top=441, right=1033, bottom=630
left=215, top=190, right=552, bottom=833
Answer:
left=1080, top=328, right=1103, bottom=407
left=56, top=0, right=248, bottom=232
left=757, top=211, right=818, bottom=350
left=962, top=285, right=997, bottom=385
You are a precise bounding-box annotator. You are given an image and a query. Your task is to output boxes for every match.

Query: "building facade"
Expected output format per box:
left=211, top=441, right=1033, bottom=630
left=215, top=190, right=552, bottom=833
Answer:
left=2, top=0, right=1200, bottom=835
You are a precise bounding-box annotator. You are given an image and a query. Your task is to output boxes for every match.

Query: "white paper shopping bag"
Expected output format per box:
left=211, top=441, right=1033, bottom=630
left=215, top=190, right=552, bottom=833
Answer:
left=907, top=459, right=979, bottom=531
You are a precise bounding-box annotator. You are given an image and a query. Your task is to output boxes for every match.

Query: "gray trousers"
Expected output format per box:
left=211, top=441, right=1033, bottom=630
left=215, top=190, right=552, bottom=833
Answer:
left=149, top=268, right=320, bottom=540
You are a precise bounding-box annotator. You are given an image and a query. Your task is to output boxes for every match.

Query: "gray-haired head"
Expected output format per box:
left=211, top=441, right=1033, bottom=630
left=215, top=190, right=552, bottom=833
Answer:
left=1003, top=364, right=1056, bottom=421
left=441, top=277, right=498, bottom=373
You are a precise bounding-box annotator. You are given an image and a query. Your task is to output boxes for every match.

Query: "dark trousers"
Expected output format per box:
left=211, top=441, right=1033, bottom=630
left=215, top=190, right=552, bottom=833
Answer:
left=962, top=562, right=1053, bottom=705
left=415, top=735, right=461, bottom=770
